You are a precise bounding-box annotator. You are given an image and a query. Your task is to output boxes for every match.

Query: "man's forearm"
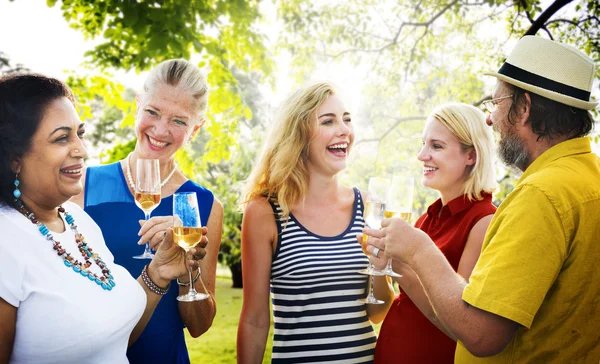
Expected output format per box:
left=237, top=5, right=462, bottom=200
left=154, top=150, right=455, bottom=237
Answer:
left=409, top=244, right=472, bottom=342
left=409, top=244, right=517, bottom=357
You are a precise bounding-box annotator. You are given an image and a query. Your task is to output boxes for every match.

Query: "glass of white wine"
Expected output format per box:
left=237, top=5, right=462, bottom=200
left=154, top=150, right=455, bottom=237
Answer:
left=358, top=176, right=390, bottom=305
left=173, top=192, right=209, bottom=302
left=133, top=159, right=161, bottom=259
left=381, top=175, right=414, bottom=277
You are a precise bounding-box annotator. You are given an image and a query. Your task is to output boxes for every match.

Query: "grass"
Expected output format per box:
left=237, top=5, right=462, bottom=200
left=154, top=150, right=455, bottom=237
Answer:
left=185, top=272, right=274, bottom=364
left=186, top=267, right=384, bottom=363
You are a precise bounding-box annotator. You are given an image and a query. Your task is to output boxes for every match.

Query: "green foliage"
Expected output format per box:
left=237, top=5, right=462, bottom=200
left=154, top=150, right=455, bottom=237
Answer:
left=48, top=0, right=272, bottom=74
left=63, top=73, right=137, bottom=164
left=185, top=70, right=268, bottom=277
left=209, top=148, right=254, bottom=268
left=277, top=0, right=600, bottom=208
left=101, top=139, right=137, bottom=164
left=278, top=0, right=502, bottom=208
left=37, top=0, right=275, bottom=167
left=66, top=72, right=135, bottom=121
left=185, top=277, right=274, bottom=363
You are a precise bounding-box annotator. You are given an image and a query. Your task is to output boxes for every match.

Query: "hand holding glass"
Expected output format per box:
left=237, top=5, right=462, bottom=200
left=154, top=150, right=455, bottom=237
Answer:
left=133, top=159, right=161, bottom=259
left=358, top=177, right=390, bottom=305
left=382, top=175, right=414, bottom=277
left=173, top=192, right=209, bottom=302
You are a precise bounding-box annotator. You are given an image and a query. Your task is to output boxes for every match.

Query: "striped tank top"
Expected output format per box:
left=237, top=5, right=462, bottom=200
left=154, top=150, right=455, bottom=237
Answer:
left=269, top=187, right=376, bottom=363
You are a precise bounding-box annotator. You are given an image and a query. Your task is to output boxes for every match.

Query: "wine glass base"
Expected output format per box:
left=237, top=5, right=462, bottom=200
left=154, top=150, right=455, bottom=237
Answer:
left=382, top=269, right=403, bottom=278
left=133, top=252, right=154, bottom=260
left=177, top=292, right=209, bottom=302
left=358, top=268, right=385, bottom=276
left=357, top=296, right=384, bottom=304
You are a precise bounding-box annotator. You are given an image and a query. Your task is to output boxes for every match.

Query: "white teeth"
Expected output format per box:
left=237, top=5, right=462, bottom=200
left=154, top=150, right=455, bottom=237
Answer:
left=424, top=167, right=437, bottom=172
left=62, top=169, right=81, bottom=174
left=149, top=136, right=168, bottom=148
left=328, top=143, right=348, bottom=149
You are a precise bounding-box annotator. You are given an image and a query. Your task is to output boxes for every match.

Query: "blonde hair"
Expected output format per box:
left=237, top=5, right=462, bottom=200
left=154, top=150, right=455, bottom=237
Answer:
left=241, top=82, right=337, bottom=218
left=430, top=102, right=496, bottom=200
left=141, top=59, right=209, bottom=122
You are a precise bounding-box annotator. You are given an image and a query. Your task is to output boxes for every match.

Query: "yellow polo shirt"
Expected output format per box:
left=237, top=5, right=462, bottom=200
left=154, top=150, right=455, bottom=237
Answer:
left=456, top=137, right=600, bottom=363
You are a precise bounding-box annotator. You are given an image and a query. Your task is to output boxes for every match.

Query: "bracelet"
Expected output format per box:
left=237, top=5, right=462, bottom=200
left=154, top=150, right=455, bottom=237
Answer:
left=141, top=264, right=170, bottom=295
left=177, top=269, right=201, bottom=286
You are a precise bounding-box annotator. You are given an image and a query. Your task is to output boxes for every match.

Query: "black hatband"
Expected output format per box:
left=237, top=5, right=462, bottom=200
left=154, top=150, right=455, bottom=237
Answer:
left=498, top=62, right=590, bottom=101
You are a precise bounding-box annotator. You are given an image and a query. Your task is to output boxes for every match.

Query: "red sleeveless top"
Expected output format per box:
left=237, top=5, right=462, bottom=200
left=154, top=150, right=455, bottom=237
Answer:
left=374, top=193, right=496, bottom=364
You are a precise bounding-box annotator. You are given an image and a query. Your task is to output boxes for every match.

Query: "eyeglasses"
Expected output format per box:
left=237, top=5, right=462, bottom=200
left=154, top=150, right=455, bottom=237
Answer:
left=483, top=95, right=513, bottom=113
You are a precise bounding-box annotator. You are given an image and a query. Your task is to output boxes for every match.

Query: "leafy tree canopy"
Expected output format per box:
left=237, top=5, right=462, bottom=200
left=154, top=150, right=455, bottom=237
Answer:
left=276, top=0, right=599, bottom=207
left=11, top=0, right=276, bottom=168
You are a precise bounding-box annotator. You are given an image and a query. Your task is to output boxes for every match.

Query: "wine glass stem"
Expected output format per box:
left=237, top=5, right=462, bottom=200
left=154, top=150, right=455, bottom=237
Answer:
left=386, top=258, right=393, bottom=271
left=143, top=212, right=152, bottom=256
left=187, top=253, right=199, bottom=295
left=369, top=273, right=375, bottom=298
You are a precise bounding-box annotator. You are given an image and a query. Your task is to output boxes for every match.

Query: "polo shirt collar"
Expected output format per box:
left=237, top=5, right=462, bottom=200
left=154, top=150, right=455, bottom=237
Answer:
left=518, top=137, right=592, bottom=185
left=427, top=193, right=492, bottom=217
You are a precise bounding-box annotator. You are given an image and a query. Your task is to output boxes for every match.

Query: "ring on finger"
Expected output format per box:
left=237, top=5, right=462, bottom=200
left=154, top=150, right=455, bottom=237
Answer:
left=373, top=247, right=380, bottom=258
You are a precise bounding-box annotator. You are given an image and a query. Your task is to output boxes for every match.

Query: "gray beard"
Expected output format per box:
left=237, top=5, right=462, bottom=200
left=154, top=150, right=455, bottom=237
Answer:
left=498, top=132, right=530, bottom=171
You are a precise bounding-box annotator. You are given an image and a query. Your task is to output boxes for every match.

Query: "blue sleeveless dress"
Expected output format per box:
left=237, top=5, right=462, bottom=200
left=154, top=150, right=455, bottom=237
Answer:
left=84, top=162, right=214, bottom=364
left=268, top=187, right=376, bottom=363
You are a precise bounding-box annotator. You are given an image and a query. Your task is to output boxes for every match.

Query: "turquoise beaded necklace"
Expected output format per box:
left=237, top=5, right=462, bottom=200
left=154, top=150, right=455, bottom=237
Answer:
left=16, top=200, right=116, bottom=291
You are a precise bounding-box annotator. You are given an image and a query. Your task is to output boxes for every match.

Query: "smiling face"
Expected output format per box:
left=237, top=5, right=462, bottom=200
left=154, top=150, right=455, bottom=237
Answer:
left=306, top=94, right=354, bottom=176
left=135, top=83, right=201, bottom=163
left=418, top=117, right=475, bottom=201
left=16, top=97, right=88, bottom=209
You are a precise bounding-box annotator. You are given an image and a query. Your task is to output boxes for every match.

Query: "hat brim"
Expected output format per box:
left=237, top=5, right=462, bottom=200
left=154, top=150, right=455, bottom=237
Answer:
left=485, top=72, right=598, bottom=111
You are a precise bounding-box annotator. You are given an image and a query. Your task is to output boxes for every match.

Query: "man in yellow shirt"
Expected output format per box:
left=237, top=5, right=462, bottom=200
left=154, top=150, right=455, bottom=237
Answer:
left=365, top=36, right=600, bottom=363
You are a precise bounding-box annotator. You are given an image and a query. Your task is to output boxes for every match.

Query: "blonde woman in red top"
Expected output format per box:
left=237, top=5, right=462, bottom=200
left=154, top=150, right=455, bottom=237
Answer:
left=366, top=102, right=497, bottom=363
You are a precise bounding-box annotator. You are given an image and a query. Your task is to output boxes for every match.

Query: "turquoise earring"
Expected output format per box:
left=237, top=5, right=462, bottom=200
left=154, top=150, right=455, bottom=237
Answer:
left=13, top=174, right=21, bottom=199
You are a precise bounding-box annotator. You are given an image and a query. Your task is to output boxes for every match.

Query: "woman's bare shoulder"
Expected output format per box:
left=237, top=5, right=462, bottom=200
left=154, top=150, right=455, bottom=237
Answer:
left=244, top=196, right=274, bottom=218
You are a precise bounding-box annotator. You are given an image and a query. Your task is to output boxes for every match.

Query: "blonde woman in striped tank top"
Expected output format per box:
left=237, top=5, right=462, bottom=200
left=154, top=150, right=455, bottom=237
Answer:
left=237, top=82, right=394, bottom=363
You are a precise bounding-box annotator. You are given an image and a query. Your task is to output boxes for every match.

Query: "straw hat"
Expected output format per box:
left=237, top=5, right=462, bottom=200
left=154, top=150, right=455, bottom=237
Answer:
left=485, top=36, right=598, bottom=110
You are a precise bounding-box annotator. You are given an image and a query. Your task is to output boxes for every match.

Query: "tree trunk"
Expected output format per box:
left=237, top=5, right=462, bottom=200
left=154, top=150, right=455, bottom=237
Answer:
left=229, top=261, right=243, bottom=288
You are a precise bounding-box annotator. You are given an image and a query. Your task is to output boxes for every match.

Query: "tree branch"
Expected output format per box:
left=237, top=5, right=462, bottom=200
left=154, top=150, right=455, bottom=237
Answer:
left=404, top=0, right=460, bottom=27
left=356, top=95, right=492, bottom=147
left=541, top=26, right=554, bottom=39
left=404, top=28, right=429, bottom=80
left=326, top=0, right=460, bottom=59
left=524, top=0, right=575, bottom=36
left=546, top=16, right=600, bottom=31
left=355, top=116, right=426, bottom=146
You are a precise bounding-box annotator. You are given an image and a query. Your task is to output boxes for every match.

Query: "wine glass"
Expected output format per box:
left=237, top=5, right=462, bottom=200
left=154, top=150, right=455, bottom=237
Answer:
left=357, top=176, right=390, bottom=305
left=173, top=192, right=209, bottom=302
left=133, top=159, right=161, bottom=259
left=381, top=175, right=414, bottom=277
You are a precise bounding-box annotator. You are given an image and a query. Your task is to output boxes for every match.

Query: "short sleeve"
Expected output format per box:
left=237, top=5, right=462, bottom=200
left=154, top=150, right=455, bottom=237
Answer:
left=0, top=238, right=26, bottom=307
left=462, top=185, right=567, bottom=328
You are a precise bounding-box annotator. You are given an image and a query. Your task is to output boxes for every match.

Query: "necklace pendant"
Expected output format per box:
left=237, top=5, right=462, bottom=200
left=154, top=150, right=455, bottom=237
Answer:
left=16, top=202, right=116, bottom=291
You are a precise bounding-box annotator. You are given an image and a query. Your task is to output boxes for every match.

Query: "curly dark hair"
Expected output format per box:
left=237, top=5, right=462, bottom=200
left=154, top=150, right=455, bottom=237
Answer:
left=505, top=84, right=595, bottom=142
left=0, top=73, right=74, bottom=207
